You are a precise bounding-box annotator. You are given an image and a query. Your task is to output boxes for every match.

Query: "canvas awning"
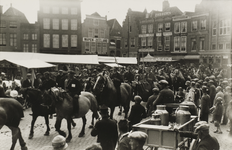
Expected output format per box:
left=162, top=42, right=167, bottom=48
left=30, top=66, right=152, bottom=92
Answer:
left=104, top=63, right=123, bottom=68
left=184, top=55, right=200, bottom=59
left=140, top=53, right=156, bottom=62
left=4, top=59, right=55, bottom=69
left=98, top=56, right=116, bottom=63
left=116, top=57, right=137, bottom=64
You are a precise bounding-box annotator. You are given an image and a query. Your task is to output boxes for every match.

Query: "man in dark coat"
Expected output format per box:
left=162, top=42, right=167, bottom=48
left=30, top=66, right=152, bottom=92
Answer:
left=200, top=86, right=211, bottom=122
left=56, top=70, right=66, bottom=89
left=66, top=70, right=82, bottom=118
left=22, top=73, right=32, bottom=88
left=146, top=88, right=159, bottom=117
left=128, top=96, right=146, bottom=130
left=91, top=105, right=118, bottom=150
left=209, top=80, right=216, bottom=107
left=191, top=121, right=219, bottom=150
left=40, top=72, right=57, bottom=91
left=153, top=80, right=174, bottom=114
left=117, top=119, right=131, bottom=150
left=124, top=67, right=134, bottom=84
left=110, top=68, right=123, bottom=104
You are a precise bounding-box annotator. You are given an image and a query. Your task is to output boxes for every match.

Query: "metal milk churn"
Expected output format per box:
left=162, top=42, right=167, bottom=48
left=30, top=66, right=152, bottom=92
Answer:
left=180, top=101, right=198, bottom=115
left=176, top=105, right=191, bottom=126
left=154, top=105, right=169, bottom=126
left=151, top=113, right=161, bottom=125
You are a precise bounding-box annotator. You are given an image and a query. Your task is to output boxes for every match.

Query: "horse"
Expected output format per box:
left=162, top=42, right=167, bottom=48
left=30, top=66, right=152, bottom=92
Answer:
left=19, top=88, right=55, bottom=139
left=133, top=80, right=153, bottom=102
left=93, top=73, right=133, bottom=119
left=0, top=98, right=28, bottom=150
left=45, top=88, right=99, bottom=142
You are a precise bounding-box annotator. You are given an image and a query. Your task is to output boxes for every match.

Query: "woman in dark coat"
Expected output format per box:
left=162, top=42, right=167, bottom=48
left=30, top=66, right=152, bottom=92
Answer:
left=200, top=86, right=210, bottom=122
left=211, top=97, right=223, bottom=134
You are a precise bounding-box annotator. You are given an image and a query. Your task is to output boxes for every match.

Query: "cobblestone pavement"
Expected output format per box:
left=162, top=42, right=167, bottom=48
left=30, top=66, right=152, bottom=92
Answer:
left=0, top=101, right=232, bottom=150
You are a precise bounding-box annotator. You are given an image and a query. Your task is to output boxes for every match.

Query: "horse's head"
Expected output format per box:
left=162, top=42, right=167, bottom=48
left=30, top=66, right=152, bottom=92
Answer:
left=23, top=88, right=43, bottom=105
left=93, top=73, right=107, bottom=94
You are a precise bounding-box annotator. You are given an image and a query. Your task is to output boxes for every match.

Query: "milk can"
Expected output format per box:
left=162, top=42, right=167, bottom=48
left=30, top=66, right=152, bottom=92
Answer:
left=154, top=105, right=169, bottom=126
left=176, top=105, right=191, bottom=126
left=151, top=114, right=161, bottom=125
left=180, top=101, right=198, bottom=115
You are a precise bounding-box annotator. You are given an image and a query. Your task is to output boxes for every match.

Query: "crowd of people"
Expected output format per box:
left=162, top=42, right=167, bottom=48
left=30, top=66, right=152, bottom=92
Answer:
left=0, top=62, right=232, bottom=150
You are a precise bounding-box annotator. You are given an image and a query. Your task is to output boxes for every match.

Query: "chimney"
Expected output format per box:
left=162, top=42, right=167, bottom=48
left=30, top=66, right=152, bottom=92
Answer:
left=162, top=0, right=170, bottom=11
left=0, top=5, right=3, bottom=15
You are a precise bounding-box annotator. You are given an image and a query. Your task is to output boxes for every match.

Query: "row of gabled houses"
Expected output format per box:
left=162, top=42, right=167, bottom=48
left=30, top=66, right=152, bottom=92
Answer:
left=0, top=0, right=231, bottom=66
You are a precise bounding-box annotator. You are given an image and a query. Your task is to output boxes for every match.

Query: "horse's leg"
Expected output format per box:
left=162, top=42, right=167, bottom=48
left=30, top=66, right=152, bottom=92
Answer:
left=17, top=127, right=28, bottom=150
left=79, top=116, right=86, bottom=137
left=29, top=115, right=38, bottom=139
left=55, top=117, right=66, bottom=137
left=89, top=113, right=95, bottom=128
left=66, top=118, right=72, bottom=143
left=44, top=115, right=50, bottom=136
left=118, top=105, right=122, bottom=115
left=71, top=119, right=76, bottom=128
left=9, top=126, right=20, bottom=150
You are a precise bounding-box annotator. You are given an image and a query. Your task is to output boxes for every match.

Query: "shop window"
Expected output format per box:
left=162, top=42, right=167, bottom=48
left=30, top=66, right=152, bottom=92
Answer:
left=102, top=43, right=107, bottom=54
left=91, top=42, right=96, bottom=53
left=191, top=39, right=196, bottom=51
left=165, top=22, right=170, bottom=31
left=85, top=42, right=90, bottom=52
left=53, top=34, right=59, bottom=48
left=216, top=58, right=221, bottom=64
left=203, top=58, right=207, bottom=64
left=174, top=22, right=180, bottom=33
left=158, top=23, right=163, bottom=32
left=192, top=21, right=197, bottom=31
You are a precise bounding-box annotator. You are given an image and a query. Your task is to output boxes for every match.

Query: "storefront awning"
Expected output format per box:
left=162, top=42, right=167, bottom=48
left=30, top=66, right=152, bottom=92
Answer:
left=116, top=57, right=137, bottom=64
left=184, top=55, right=200, bottom=59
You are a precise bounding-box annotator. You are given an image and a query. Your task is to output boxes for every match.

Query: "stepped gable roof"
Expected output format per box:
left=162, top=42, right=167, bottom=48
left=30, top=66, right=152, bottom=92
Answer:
left=4, top=7, right=29, bottom=23
left=91, top=12, right=101, bottom=17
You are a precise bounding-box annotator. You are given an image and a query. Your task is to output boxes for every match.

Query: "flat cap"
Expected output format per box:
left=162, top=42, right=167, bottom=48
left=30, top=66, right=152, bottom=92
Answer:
left=152, top=88, right=159, bottom=93
left=134, top=95, right=142, bottom=101
left=209, top=80, right=214, bottom=83
left=159, top=80, right=168, bottom=85
left=128, top=131, right=148, bottom=141
left=194, top=121, right=209, bottom=132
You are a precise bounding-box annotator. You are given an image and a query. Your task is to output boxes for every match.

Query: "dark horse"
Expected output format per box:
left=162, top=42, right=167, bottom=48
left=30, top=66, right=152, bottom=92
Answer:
left=45, top=88, right=99, bottom=142
left=93, top=73, right=133, bottom=119
left=0, top=98, right=28, bottom=150
left=19, top=88, right=55, bottom=139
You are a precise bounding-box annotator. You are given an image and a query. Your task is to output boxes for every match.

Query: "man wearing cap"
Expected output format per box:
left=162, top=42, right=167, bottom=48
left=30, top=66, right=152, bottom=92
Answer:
left=128, top=131, right=148, bottom=150
left=191, top=121, right=219, bottom=150
left=66, top=70, right=82, bottom=118
left=209, top=80, right=216, bottom=107
left=116, top=119, right=131, bottom=150
left=153, top=80, right=174, bottom=114
left=91, top=105, right=118, bottom=150
left=22, top=73, right=32, bottom=88
left=124, top=67, right=134, bottom=84
left=146, top=88, right=159, bottom=116
left=200, top=86, right=210, bottom=122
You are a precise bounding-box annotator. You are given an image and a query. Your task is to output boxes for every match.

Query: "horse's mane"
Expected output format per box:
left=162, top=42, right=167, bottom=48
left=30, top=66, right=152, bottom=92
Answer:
left=100, top=73, right=115, bottom=91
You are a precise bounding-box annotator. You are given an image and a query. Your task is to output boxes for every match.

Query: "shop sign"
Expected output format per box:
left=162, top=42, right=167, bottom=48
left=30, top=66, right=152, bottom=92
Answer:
left=83, top=37, right=108, bottom=43
left=139, top=48, right=154, bottom=52
left=139, top=34, right=154, bottom=37
left=155, top=57, right=172, bottom=61
left=156, top=33, right=162, bottom=37
left=163, top=32, right=172, bottom=36
left=223, top=55, right=228, bottom=59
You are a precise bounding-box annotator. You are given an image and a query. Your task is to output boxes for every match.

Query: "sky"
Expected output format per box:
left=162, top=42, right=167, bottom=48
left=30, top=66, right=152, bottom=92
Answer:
left=0, top=0, right=203, bottom=25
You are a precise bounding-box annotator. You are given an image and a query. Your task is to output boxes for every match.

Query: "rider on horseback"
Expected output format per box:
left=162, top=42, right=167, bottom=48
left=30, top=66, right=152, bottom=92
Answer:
left=66, top=70, right=82, bottom=118
left=110, top=67, right=123, bottom=105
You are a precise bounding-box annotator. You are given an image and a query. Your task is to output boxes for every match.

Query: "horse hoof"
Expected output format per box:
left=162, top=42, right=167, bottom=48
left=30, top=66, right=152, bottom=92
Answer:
left=21, top=146, right=28, bottom=150
left=60, top=131, right=66, bottom=137
left=78, top=132, right=85, bottom=137
left=89, top=125, right=94, bottom=128
left=44, top=132, right=49, bottom=136
left=118, top=112, right=122, bottom=115
left=28, top=134, right=33, bottom=139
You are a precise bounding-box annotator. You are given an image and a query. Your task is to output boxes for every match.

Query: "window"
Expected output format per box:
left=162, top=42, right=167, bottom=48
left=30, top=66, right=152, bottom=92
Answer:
left=219, top=19, right=231, bottom=35
left=181, top=36, right=186, bottom=52
left=219, top=44, right=223, bottom=49
left=116, top=40, right=121, bottom=49
left=158, top=23, right=163, bottom=32
left=141, top=37, right=146, bottom=48
left=0, top=33, right=6, bottom=46
left=131, top=38, right=135, bottom=47
left=71, top=35, right=77, bottom=47
left=174, top=37, right=180, bottom=52
left=199, top=37, right=205, bottom=50
left=212, top=21, right=217, bottom=36
left=226, top=43, right=231, bottom=49
left=94, top=29, right=98, bottom=38
left=102, top=43, right=107, bottom=53
left=99, top=29, right=105, bottom=38
left=32, top=34, right=37, bottom=40
left=124, top=39, right=127, bottom=47
left=88, top=28, right=93, bottom=37
left=165, top=23, right=170, bottom=31
left=53, top=34, right=59, bottom=48
left=32, top=44, right=37, bottom=52
left=174, top=22, right=180, bottom=33
left=97, top=43, right=101, bottom=52
left=71, top=19, right=77, bottom=30
left=157, top=37, right=162, bottom=51
left=192, top=21, right=197, bottom=31
left=212, top=44, right=216, bottom=50
left=71, top=8, right=78, bottom=14
left=191, top=39, right=196, bottom=51
left=9, top=21, right=17, bottom=28
left=53, top=19, right=59, bottom=30
left=141, top=25, right=146, bottom=34
left=43, top=34, right=50, bottom=48
left=200, top=20, right=206, bottom=30
left=23, top=44, right=29, bottom=52
left=181, top=22, right=187, bottom=33
left=62, top=19, right=68, bottom=30
left=85, top=42, right=90, bottom=52
left=164, top=36, right=170, bottom=51
left=52, top=7, right=59, bottom=14
left=61, top=7, right=68, bottom=14
left=23, top=34, right=28, bottom=40
left=0, top=21, right=6, bottom=28
left=93, top=20, right=99, bottom=26
left=43, top=18, right=50, bottom=29
left=148, top=24, right=153, bottom=33
left=91, top=42, right=96, bottom=52
left=10, top=34, right=17, bottom=46
left=43, top=6, right=49, bottom=13
left=129, top=26, right=132, bottom=32
left=62, top=35, right=68, bottom=47
left=148, top=37, right=153, bottom=47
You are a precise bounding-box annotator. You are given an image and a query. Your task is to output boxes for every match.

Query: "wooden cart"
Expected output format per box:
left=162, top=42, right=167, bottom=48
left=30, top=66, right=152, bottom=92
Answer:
left=132, top=116, right=197, bottom=150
